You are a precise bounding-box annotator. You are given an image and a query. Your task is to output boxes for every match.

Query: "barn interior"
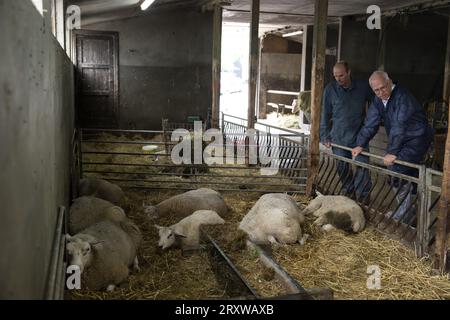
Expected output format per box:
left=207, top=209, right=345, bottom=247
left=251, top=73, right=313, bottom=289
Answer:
left=1, top=0, right=450, bottom=300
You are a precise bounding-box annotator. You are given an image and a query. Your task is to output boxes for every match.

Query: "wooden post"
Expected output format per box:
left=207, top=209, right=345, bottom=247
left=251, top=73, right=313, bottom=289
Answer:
left=248, top=0, right=259, bottom=129
left=435, top=102, right=450, bottom=272
left=258, top=38, right=267, bottom=119
left=211, top=5, right=222, bottom=129
left=377, top=17, right=387, bottom=70
left=300, top=25, right=314, bottom=92
left=434, top=16, right=450, bottom=272
left=444, top=18, right=450, bottom=102
left=337, top=17, right=342, bottom=61
left=306, top=0, right=328, bottom=196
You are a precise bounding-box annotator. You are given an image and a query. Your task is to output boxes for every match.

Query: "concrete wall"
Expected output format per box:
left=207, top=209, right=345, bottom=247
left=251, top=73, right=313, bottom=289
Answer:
left=259, top=35, right=302, bottom=118
left=341, top=13, right=448, bottom=104
left=0, top=0, right=74, bottom=299
left=385, top=14, right=448, bottom=104
left=85, top=9, right=213, bottom=130
left=340, top=16, right=380, bottom=81
left=259, top=53, right=302, bottom=117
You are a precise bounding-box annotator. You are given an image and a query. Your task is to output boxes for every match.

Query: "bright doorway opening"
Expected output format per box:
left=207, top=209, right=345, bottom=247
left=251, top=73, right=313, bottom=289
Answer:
left=220, top=23, right=249, bottom=119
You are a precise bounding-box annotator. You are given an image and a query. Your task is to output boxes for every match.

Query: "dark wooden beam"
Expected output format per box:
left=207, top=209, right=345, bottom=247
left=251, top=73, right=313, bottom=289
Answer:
left=435, top=101, right=450, bottom=272
left=224, top=8, right=338, bottom=18
left=306, top=0, right=328, bottom=196
left=211, top=5, right=222, bottom=129
left=247, top=0, right=259, bottom=129
left=300, top=25, right=313, bottom=92
left=434, top=17, right=450, bottom=272
left=377, top=17, right=387, bottom=70
left=444, top=18, right=450, bottom=101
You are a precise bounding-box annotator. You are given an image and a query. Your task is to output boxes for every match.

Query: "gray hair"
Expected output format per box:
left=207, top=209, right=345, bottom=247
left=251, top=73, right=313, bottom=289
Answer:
left=369, top=70, right=390, bottom=84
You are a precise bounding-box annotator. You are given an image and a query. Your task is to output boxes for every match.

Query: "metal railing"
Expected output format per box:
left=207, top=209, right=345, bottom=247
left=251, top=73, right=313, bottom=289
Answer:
left=79, top=121, right=308, bottom=194
left=76, top=118, right=446, bottom=257
left=221, top=113, right=310, bottom=179
left=317, top=143, right=442, bottom=257
left=424, top=169, right=443, bottom=252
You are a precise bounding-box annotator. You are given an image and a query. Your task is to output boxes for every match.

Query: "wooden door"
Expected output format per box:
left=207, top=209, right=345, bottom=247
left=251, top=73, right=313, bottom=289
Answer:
left=74, top=30, right=119, bottom=128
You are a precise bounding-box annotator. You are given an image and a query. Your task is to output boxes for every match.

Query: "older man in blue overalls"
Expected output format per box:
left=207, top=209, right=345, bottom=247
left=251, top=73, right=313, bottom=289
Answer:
left=352, top=71, right=434, bottom=223
left=320, top=61, right=374, bottom=201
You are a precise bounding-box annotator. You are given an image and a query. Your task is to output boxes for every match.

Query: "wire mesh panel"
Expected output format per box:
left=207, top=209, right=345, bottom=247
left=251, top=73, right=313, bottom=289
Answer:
left=316, top=145, right=430, bottom=256
left=221, top=113, right=309, bottom=186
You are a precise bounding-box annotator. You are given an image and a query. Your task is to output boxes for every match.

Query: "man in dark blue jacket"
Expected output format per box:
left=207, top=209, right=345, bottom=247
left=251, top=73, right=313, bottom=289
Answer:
left=320, top=61, right=373, bottom=200
left=352, top=71, right=433, bottom=222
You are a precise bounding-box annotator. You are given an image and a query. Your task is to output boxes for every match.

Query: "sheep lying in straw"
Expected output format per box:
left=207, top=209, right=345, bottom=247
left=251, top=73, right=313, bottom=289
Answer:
left=66, top=219, right=142, bottom=291
left=155, top=210, right=225, bottom=250
left=69, top=196, right=126, bottom=234
left=79, top=178, right=125, bottom=206
left=144, top=188, right=229, bottom=219
left=239, top=193, right=308, bottom=245
left=301, top=194, right=366, bottom=233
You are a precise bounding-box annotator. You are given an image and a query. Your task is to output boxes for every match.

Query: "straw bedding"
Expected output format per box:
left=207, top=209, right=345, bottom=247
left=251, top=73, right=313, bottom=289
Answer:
left=271, top=219, right=450, bottom=300
left=69, top=132, right=450, bottom=300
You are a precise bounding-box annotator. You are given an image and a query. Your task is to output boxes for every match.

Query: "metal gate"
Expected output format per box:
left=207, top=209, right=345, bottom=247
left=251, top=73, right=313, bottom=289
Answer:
left=316, top=144, right=442, bottom=257
left=78, top=116, right=310, bottom=195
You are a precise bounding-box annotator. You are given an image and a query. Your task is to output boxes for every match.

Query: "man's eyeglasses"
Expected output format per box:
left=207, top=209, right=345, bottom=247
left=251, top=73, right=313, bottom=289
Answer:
left=372, top=84, right=389, bottom=94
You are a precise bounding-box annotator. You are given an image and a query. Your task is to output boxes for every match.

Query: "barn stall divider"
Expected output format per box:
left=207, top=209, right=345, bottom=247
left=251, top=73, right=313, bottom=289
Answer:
left=77, top=115, right=310, bottom=194
left=316, top=144, right=443, bottom=258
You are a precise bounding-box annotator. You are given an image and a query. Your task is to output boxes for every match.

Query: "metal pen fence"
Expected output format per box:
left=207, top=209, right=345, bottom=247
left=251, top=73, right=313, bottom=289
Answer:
left=316, top=143, right=443, bottom=257
left=221, top=113, right=310, bottom=180
left=77, top=115, right=310, bottom=194
left=424, top=169, right=443, bottom=252
left=74, top=116, right=445, bottom=257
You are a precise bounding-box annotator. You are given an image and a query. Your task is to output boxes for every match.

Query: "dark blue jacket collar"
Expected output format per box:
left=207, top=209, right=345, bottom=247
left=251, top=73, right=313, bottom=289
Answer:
left=334, top=79, right=356, bottom=91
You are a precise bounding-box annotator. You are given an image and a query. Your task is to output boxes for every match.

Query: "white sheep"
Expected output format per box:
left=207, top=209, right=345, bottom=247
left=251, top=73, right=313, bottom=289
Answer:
left=69, top=196, right=126, bottom=234
left=155, top=210, right=225, bottom=250
left=301, top=194, right=366, bottom=233
left=66, top=219, right=142, bottom=291
left=79, top=178, right=125, bottom=206
left=145, top=188, right=229, bottom=219
left=239, top=193, right=307, bottom=245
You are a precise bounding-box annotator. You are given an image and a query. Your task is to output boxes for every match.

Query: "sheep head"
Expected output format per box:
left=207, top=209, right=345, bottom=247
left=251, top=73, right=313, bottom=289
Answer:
left=144, top=205, right=159, bottom=220
left=65, top=234, right=103, bottom=273
left=155, top=225, right=186, bottom=250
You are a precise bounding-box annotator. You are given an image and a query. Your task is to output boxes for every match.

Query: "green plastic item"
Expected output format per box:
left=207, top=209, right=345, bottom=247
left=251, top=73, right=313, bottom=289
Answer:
left=187, top=116, right=201, bottom=123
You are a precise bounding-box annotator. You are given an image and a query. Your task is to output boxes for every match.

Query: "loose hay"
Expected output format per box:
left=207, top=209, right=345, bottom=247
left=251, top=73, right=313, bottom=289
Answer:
left=264, top=112, right=300, bottom=129
left=68, top=188, right=293, bottom=300
left=68, top=189, right=228, bottom=300
left=202, top=193, right=292, bottom=298
left=271, top=220, right=450, bottom=300
left=72, top=132, right=450, bottom=300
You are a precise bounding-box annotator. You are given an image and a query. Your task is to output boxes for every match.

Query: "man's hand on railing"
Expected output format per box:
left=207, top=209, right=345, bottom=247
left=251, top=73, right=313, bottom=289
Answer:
left=352, top=146, right=363, bottom=158
left=323, top=141, right=331, bottom=148
left=383, top=154, right=397, bottom=166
